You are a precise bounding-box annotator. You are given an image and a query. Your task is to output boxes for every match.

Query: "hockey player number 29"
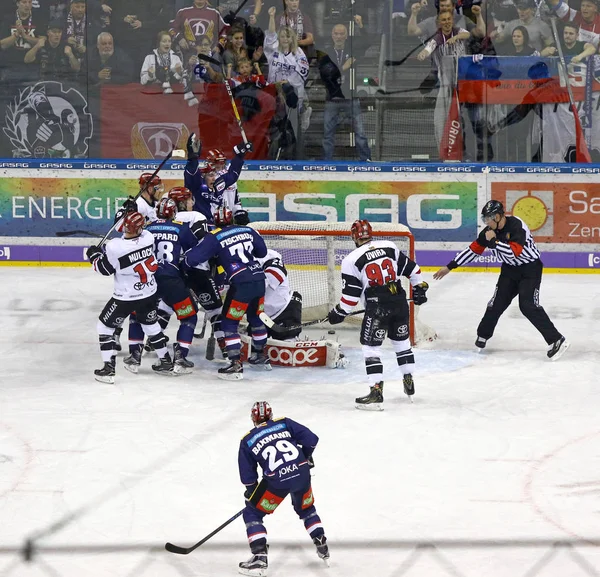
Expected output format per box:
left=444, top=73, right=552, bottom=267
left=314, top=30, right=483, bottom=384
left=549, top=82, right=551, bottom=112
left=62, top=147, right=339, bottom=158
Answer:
left=133, top=256, right=158, bottom=283
left=262, top=440, right=300, bottom=470
left=365, top=258, right=396, bottom=286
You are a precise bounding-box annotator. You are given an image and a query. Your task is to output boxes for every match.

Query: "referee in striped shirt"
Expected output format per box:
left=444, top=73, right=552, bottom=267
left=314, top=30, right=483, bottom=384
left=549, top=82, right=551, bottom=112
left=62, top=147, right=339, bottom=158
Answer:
left=434, top=200, right=569, bottom=360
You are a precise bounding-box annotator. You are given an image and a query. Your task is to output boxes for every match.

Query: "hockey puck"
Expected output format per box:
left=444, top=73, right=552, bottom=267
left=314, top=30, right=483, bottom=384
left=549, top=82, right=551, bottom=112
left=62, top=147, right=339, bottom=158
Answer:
left=328, top=330, right=335, bottom=335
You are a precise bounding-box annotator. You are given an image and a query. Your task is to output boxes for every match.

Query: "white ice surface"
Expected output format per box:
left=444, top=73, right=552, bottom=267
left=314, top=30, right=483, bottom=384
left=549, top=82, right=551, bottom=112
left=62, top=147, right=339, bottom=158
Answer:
left=1, top=269, right=599, bottom=577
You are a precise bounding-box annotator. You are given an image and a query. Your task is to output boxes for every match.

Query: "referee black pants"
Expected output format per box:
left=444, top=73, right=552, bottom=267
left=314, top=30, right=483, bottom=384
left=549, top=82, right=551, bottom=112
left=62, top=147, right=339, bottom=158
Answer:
left=477, top=260, right=562, bottom=345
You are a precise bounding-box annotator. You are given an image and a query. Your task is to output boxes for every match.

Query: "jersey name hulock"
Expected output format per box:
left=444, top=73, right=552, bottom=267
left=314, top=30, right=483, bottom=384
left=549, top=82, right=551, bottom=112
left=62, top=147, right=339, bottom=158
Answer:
left=118, top=245, right=153, bottom=268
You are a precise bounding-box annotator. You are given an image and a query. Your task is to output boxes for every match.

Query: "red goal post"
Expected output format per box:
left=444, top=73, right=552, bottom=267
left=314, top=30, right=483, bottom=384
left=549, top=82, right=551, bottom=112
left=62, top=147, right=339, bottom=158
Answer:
left=251, top=221, right=435, bottom=345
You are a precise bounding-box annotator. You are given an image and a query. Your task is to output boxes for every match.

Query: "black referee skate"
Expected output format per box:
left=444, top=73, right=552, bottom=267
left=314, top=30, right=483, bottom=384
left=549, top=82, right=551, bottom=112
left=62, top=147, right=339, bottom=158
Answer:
left=547, top=336, right=570, bottom=361
left=313, top=535, right=330, bottom=565
left=218, top=359, right=244, bottom=381
left=475, top=336, right=487, bottom=352
left=238, top=549, right=268, bottom=577
left=152, top=353, right=177, bottom=376
left=403, top=374, right=415, bottom=398
left=173, top=343, right=194, bottom=374
left=248, top=350, right=272, bottom=371
left=355, top=382, right=384, bottom=411
left=94, top=356, right=116, bottom=384
left=123, top=346, right=142, bottom=374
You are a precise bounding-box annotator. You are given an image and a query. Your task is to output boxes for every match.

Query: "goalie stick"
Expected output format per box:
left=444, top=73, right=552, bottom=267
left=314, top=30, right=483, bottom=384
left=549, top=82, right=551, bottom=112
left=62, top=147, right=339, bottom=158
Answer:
left=165, top=509, right=244, bottom=555
left=197, top=53, right=249, bottom=145
left=259, top=309, right=366, bottom=334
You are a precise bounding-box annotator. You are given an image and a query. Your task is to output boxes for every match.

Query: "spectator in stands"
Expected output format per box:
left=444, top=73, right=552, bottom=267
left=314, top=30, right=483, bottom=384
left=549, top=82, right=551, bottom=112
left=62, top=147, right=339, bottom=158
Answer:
left=549, top=22, right=597, bottom=60
left=191, top=32, right=223, bottom=82
left=47, top=0, right=69, bottom=23
left=88, top=31, right=134, bottom=85
left=547, top=0, right=600, bottom=50
left=417, top=10, right=470, bottom=63
left=409, top=0, right=485, bottom=40
left=318, top=23, right=372, bottom=161
left=279, top=0, right=315, bottom=56
left=112, top=1, right=155, bottom=68
left=24, top=19, right=80, bottom=79
left=64, top=0, right=86, bottom=63
left=0, top=0, right=44, bottom=81
left=231, top=57, right=266, bottom=86
left=264, top=6, right=311, bottom=130
left=141, top=30, right=184, bottom=92
left=171, top=0, right=229, bottom=51
left=503, top=24, right=539, bottom=54
left=490, top=0, right=554, bottom=52
left=223, top=24, right=248, bottom=77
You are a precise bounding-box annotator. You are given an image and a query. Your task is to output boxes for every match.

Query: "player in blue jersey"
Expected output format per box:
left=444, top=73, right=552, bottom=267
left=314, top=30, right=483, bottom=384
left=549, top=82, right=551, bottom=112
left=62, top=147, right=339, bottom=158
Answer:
left=124, top=197, right=202, bottom=374
left=184, top=133, right=251, bottom=224
left=237, top=402, right=329, bottom=576
left=184, top=205, right=269, bottom=380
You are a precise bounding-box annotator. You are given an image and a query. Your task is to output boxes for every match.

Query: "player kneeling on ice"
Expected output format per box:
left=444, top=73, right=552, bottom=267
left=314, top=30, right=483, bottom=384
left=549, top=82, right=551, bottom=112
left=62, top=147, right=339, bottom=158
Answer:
left=327, top=219, right=429, bottom=409
left=433, top=200, right=569, bottom=360
left=184, top=206, right=270, bottom=380
left=257, top=249, right=302, bottom=341
left=238, top=402, right=329, bottom=576
left=86, top=211, right=177, bottom=383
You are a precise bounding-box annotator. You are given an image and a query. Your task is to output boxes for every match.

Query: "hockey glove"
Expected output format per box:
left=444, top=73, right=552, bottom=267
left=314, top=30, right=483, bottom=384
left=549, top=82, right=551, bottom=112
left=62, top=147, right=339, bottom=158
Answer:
left=223, top=10, right=237, bottom=25
left=86, top=245, right=103, bottom=262
left=123, top=197, right=137, bottom=212
left=244, top=482, right=259, bottom=500
left=412, top=281, right=429, bottom=306
left=186, top=132, right=202, bottom=161
left=234, top=141, right=253, bottom=155
left=328, top=305, right=347, bottom=325
left=234, top=210, right=250, bottom=225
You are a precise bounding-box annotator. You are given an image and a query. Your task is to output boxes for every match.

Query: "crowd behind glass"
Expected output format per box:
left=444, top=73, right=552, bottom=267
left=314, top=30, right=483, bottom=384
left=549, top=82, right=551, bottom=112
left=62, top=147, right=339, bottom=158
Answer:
left=0, top=0, right=598, bottom=161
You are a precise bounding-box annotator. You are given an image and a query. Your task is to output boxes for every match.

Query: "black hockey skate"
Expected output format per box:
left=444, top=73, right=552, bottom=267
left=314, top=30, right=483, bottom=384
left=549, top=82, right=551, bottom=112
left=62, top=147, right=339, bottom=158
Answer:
left=173, top=343, right=194, bottom=374
left=355, top=382, right=384, bottom=411
left=313, top=535, right=330, bottom=565
left=94, top=356, right=116, bottom=384
left=152, top=353, right=177, bottom=376
left=475, top=336, right=487, bottom=352
left=218, top=359, right=244, bottom=381
left=248, top=350, right=272, bottom=371
left=547, top=336, right=570, bottom=361
left=238, top=550, right=268, bottom=577
left=123, top=346, right=142, bottom=374
left=403, top=373, right=415, bottom=397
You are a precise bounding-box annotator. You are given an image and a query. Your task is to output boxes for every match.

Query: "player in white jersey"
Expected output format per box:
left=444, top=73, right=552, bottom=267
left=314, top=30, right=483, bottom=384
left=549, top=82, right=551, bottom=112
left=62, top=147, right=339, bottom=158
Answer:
left=86, top=212, right=176, bottom=384
left=434, top=200, right=569, bottom=360
left=258, top=249, right=302, bottom=341
left=327, top=220, right=429, bottom=410
left=111, top=172, right=164, bottom=351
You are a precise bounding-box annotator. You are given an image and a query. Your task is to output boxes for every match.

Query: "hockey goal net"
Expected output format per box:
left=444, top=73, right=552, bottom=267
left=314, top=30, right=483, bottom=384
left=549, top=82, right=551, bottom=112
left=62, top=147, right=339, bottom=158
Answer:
left=252, top=221, right=436, bottom=345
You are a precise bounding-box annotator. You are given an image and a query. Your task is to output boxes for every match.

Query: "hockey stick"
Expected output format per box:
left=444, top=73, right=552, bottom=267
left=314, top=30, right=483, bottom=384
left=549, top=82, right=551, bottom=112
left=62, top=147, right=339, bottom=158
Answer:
left=205, top=324, right=216, bottom=360
left=197, top=53, right=249, bottom=145
left=259, top=309, right=366, bottom=334
left=165, top=508, right=244, bottom=555
left=56, top=230, right=102, bottom=238
left=194, top=313, right=209, bottom=339
left=98, top=147, right=183, bottom=248
left=550, top=17, right=591, bottom=163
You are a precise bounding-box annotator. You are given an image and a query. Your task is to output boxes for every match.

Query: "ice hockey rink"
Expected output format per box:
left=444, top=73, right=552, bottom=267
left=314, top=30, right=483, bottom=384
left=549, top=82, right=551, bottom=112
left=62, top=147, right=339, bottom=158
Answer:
left=1, top=267, right=599, bottom=577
